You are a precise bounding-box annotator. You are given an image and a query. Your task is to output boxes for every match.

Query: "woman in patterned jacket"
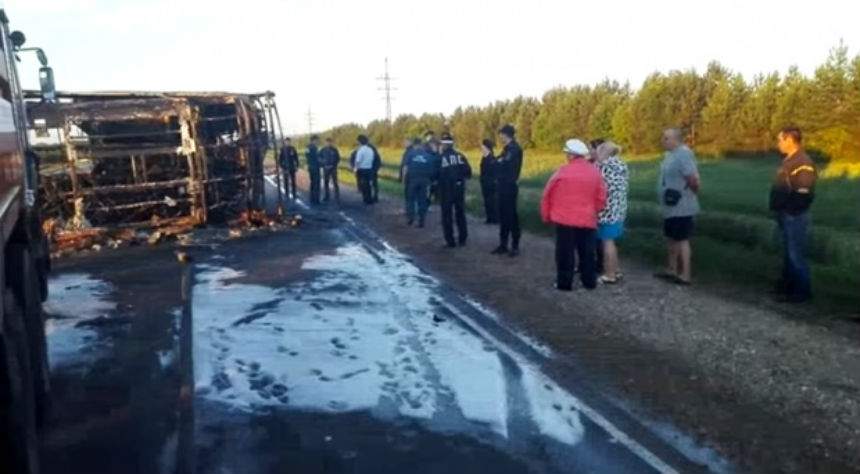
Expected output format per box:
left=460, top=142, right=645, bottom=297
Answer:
left=595, top=141, right=629, bottom=284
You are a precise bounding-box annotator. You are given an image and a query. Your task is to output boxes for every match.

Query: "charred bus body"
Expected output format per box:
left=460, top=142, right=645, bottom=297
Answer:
left=26, top=90, right=284, bottom=252
left=1, top=8, right=54, bottom=474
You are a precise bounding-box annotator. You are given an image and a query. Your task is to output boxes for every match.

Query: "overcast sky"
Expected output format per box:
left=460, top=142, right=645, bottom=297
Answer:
left=6, top=0, right=859, bottom=135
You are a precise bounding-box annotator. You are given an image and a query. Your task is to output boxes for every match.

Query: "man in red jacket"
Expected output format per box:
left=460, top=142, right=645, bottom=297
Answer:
left=541, top=139, right=607, bottom=291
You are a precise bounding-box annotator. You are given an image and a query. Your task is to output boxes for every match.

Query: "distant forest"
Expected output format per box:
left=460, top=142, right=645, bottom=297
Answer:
left=321, top=44, right=859, bottom=164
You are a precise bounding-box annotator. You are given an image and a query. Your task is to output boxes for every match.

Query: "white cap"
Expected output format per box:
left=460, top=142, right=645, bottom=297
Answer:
left=563, top=139, right=589, bottom=156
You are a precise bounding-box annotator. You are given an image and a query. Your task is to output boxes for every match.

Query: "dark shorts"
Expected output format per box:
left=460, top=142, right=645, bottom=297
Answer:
left=663, top=216, right=694, bottom=241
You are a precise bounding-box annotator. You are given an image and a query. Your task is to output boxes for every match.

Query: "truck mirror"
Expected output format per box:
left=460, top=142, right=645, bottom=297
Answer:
left=10, top=30, right=26, bottom=48
left=36, top=49, right=48, bottom=67
left=38, top=66, right=55, bottom=102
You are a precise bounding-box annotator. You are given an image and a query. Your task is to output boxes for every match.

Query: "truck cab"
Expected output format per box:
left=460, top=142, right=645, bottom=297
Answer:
left=1, top=7, right=54, bottom=474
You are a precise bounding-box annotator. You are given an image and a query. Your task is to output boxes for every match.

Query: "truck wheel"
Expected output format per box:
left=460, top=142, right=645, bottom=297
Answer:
left=1, top=288, right=41, bottom=474
left=7, top=244, right=50, bottom=427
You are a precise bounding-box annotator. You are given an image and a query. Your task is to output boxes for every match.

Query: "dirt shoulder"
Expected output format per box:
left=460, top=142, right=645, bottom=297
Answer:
left=312, top=176, right=860, bottom=473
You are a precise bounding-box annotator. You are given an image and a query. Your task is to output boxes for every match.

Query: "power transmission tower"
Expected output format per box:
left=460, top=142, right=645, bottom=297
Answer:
left=306, top=107, right=314, bottom=135
left=376, top=57, right=397, bottom=122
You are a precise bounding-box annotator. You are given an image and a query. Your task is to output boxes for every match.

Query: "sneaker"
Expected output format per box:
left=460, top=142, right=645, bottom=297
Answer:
left=508, top=248, right=519, bottom=257
left=554, top=283, right=573, bottom=292
left=491, top=246, right=508, bottom=255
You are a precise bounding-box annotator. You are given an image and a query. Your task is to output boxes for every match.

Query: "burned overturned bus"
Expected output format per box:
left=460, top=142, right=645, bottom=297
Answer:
left=25, top=91, right=285, bottom=249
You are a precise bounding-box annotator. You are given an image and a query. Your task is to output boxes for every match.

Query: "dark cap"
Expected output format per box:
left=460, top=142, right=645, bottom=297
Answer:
left=357, top=134, right=369, bottom=145
left=499, top=124, right=516, bottom=137
left=440, top=132, right=454, bottom=144
left=481, top=138, right=495, bottom=150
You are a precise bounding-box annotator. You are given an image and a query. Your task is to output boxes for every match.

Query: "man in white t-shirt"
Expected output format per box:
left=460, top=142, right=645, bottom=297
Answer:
left=353, top=135, right=376, bottom=204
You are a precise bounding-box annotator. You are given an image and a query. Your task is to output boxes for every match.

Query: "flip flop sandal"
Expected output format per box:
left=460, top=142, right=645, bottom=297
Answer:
left=598, top=275, right=619, bottom=285
left=653, top=271, right=676, bottom=281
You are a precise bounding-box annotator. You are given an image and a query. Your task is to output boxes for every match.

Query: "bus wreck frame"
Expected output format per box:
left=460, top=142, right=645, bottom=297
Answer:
left=25, top=90, right=285, bottom=244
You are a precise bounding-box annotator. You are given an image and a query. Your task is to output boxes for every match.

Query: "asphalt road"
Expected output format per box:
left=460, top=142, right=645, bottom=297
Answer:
left=39, top=183, right=723, bottom=474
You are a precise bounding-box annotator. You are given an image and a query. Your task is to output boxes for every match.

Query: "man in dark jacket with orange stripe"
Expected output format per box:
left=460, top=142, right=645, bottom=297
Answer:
left=770, top=126, right=817, bottom=303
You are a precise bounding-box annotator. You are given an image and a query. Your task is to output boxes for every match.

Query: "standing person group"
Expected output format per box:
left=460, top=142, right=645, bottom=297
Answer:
left=293, top=135, right=343, bottom=205
left=395, top=125, right=523, bottom=255
left=318, top=122, right=815, bottom=306
left=541, top=139, right=607, bottom=290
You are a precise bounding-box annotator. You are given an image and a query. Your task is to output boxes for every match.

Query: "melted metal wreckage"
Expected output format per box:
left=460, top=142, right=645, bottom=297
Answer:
left=25, top=90, right=288, bottom=254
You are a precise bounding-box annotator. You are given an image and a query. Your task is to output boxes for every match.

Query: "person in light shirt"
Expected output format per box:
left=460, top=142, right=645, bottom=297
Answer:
left=352, top=135, right=376, bottom=204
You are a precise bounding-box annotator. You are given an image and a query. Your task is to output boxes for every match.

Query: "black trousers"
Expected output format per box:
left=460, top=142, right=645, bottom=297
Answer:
left=480, top=179, right=498, bottom=223
left=497, top=182, right=520, bottom=249
left=356, top=169, right=374, bottom=204
left=370, top=169, right=380, bottom=202
left=281, top=169, right=297, bottom=199
left=323, top=167, right=339, bottom=201
left=440, top=185, right=468, bottom=246
left=556, top=225, right=597, bottom=290
left=309, top=169, right=321, bottom=204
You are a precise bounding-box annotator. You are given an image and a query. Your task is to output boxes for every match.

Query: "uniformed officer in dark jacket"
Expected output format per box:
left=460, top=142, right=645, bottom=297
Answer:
left=369, top=143, right=382, bottom=203
left=402, top=138, right=439, bottom=227
left=319, top=137, right=341, bottom=202
left=492, top=124, right=523, bottom=257
left=306, top=135, right=322, bottom=204
left=770, top=126, right=817, bottom=303
left=278, top=137, right=299, bottom=199
left=437, top=132, right=472, bottom=247
left=479, top=138, right=498, bottom=224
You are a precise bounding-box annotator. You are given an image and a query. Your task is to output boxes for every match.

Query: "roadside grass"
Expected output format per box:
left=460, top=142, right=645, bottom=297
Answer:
left=335, top=147, right=859, bottom=317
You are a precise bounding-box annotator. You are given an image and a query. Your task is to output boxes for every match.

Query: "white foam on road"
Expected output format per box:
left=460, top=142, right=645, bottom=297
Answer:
left=191, top=243, right=586, bottom=446
left=43, top=273, right=116, bottom=369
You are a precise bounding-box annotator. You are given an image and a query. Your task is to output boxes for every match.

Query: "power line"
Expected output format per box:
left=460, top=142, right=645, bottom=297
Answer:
left=376, top=57, right=397, bottom=122
left=306, top=107, right=314, bottom=135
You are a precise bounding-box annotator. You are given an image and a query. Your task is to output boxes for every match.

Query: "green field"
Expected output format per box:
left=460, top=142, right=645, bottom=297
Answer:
left=333, top=147, right=859, bottom=317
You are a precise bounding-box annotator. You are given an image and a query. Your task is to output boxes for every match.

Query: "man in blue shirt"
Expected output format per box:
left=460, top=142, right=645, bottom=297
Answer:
left=401, top=138, right=439, bottom=227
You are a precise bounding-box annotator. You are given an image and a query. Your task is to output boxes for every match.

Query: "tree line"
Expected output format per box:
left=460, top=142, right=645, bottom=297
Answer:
left=320, top=44, right=860, bottom=163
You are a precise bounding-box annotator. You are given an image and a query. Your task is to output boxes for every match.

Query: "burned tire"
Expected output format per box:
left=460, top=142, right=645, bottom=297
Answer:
left=0, top=288, right=41, bottom=474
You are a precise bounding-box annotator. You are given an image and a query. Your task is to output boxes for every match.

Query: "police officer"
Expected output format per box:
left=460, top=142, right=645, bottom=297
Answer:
left=437, top=132, right=472, bottom=247
left=278, top=137, right=299, bottom=199
left=319, top=137, right=341, bottom=202
left=493, top=124, right=523, bottom=257
left=306, top=135, right=322, bottom=204
left=402, top=138, right=439, bottom=227
left=369, top=141, right=382, bottom=203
